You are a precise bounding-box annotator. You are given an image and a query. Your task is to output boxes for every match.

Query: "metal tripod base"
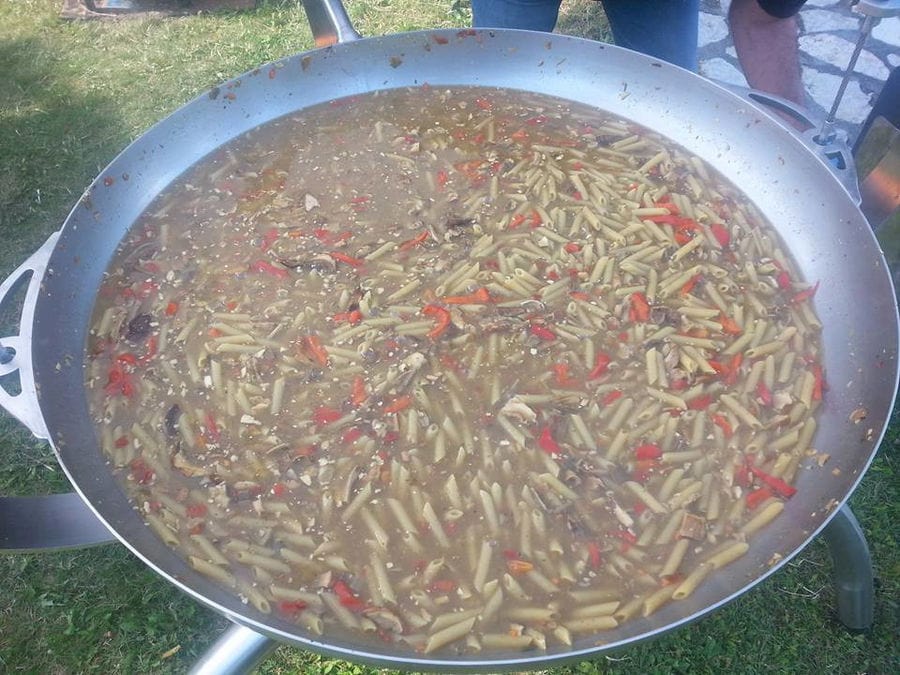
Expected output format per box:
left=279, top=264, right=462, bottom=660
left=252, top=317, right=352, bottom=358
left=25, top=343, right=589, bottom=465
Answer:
left=821, top=505, right=875, bottom=631
left=188, top=624, right=278, bottom=675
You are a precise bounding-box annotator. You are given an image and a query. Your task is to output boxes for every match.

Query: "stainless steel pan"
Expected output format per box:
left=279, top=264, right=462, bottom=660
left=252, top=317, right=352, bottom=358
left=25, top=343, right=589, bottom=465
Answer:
left=1, top=0, right=897, bottom=669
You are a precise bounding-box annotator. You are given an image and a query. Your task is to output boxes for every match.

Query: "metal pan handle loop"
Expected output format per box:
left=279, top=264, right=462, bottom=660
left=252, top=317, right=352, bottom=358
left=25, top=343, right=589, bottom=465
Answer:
left=0, top=231, right=59, bottom=440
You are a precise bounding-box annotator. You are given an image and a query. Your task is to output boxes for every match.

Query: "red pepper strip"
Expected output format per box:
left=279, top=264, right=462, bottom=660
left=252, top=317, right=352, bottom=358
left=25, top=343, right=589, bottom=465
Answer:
left=710, top=353, right=743, bottom=386
left=304, top=335, right=329, bottom=367
left=734, top=461, right=752, bottom=488
left=611, top=529, right=638, bottom=552
left=342, top=427, right=363, bottom=444
left=711, top=413, right=733, bottom=438
left=564, top=242, right=582, bottom=254
left=474, top=97, right=492, bottom=110
left=332, top=580, right=365, bottom=611
left=443, top=287, right=492, bottom=305
left=587, top=542, right=603, bottom=570
left=529, top=323, right=557, bottom=341
left=719, top=314, right=742, bottom=336
left=529, top=209, right=543, bottom=227
left=428, top=579, right=457, bottom=594
left=746, top=487, right=774, bottom=510
left=726, top=353, right=743, bottom=385
left=140, top=335, right=158, bottom=364
left=506, top=559, right=534, bottom=575
left=654, top=198, right=680, bottom=215
left=398, top=230, right=430, bottom=251
left=587, top=352, right=612, bottom=380
left=383, top=395, right=412, bottom=414
left=329, top=251, right=364, bottom=268
left=333, top=309, right=363, bottom=325
left=660, top=573, right=685, bottom=587
left=569, top=290, right=591, bottom=302
left=114, top=435, right=129, bottom=448
left=350, top=375, right=367, bottom=407
left=129, top=458, right=154, bottom=484
left=313, top=406, right=342, bottom=427
left=422, top=304, right=451, bottom=339
left=165, top=301, right=179, bottom=316
left=277, top=600, right=308, bottom=615
left=791, top=281, right=820, bottom=304
left=204, top=412, right=221, bottom=443
left=436, top=170, right=450, bottom=188
left=260, top=227, right=280, bottom=251
left=501, top=549, right=521, bottom=560
left=250, top=259, right=290, bottom=279
left=756, top=381, right=773, bottom=406
left=632, top=459, right=660, bottom=483
left=510, top=128, right=529, bottom=141
left=602, top=390, right=623, bottom=406
left=116, top=353, right=138, bottom=365
left=748, top=464, right=798, bottom=499
left=186, top=503, right=207, bottom=518
left=537, top=426, right=562, bottom=455
left=508, top=213, right=527, bottom=229
left=811, top=363, right=825, bottom=401
left=673, top=230, right=692, bottom=246
left=774, top=262, right=792, bottom=290
left=680, top=274, right=703, bottom=297
left=295, top=445, right=316, bottom=458
left=105, top=364, right=134, bottom=397
left=629, top=292, right=651, bottom=323
left=687, top=394, right=713, bottom=410
left=634, top=444, right=662, bottom=461
left=552, top=363, right=576, bottom=387
left=709, top=223, right=730, bottom=247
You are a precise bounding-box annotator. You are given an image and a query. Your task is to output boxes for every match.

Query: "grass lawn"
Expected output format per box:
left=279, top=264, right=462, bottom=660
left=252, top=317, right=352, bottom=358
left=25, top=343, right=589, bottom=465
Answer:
left=1, top=1, right=898, bottom=673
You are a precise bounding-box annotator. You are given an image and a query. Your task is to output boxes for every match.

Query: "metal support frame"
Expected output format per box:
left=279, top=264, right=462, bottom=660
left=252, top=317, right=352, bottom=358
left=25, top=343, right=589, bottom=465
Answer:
left=187, top=624, right=278, bottom=675
left=821, top=505, right=876, bottom=631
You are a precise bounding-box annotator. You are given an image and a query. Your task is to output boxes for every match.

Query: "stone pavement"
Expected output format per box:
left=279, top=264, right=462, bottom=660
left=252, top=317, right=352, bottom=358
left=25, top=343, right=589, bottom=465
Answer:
left=698, top=0, right=898, bottom=142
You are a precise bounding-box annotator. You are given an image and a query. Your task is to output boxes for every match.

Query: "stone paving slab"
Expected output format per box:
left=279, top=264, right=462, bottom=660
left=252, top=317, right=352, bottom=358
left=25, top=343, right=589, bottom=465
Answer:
left=699, top=0, right=898, bottom=142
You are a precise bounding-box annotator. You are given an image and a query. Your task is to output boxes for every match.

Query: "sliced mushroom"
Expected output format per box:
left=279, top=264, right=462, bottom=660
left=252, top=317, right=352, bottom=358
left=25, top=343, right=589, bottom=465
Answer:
left=364, top=607, right=404, bottom=634
left=172, top=451, right=207, bottom=478
left=123, top=313, right=153, bottom=343
left=678, top=512, right=707, bottom=540
left=164, top=404, right=182, bottom=437
left=500, top=396, right=537, bottom=424
left=277, top=253, right=336, bottom=272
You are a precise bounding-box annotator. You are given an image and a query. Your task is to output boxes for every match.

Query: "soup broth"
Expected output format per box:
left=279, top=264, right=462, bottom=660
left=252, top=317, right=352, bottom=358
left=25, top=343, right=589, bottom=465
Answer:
left=86, top=86, right=824, bottom=655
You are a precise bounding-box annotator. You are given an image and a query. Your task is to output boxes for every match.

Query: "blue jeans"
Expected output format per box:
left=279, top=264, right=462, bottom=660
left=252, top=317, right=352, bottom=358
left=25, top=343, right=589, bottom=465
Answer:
left=471, top=0, right=699, bottom=71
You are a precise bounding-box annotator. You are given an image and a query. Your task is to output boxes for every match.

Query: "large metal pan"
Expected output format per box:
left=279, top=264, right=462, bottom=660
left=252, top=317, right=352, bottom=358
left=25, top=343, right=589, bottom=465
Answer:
left=1, top=0, right=897, bottom=670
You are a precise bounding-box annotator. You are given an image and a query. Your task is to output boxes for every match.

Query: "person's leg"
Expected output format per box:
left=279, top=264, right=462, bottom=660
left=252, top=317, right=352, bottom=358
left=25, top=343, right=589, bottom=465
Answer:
left=471, top=0, right=563, bottom=32
left=600, top=0, right=700, bottom=71
left=729, top=0, right=805, bottom=104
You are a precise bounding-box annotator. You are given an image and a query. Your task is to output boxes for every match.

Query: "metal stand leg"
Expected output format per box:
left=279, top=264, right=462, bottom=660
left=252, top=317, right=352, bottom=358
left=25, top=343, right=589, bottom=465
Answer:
left=188, top=623, right=278, bottom=675
left=821, top=505, right=875, bottom=631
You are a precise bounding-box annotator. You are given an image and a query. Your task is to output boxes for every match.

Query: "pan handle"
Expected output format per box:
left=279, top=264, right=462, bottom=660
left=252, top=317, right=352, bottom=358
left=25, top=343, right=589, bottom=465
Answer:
left=0, top=230, right=59, bottom=440
left=731, top=88, right=862, bottom=206
left=299, top=0, right=361, bottom=47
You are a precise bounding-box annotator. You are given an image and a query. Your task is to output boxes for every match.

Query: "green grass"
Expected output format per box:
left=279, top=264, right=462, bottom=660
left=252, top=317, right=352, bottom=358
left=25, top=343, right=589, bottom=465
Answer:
left=0, top=1, right=898, bottom=673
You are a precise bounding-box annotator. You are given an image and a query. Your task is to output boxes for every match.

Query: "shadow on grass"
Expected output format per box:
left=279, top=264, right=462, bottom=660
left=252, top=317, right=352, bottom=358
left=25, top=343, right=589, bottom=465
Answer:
left=0, top=31, right=130, bottom=482
left=0, top=36, right=125, bottom=263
